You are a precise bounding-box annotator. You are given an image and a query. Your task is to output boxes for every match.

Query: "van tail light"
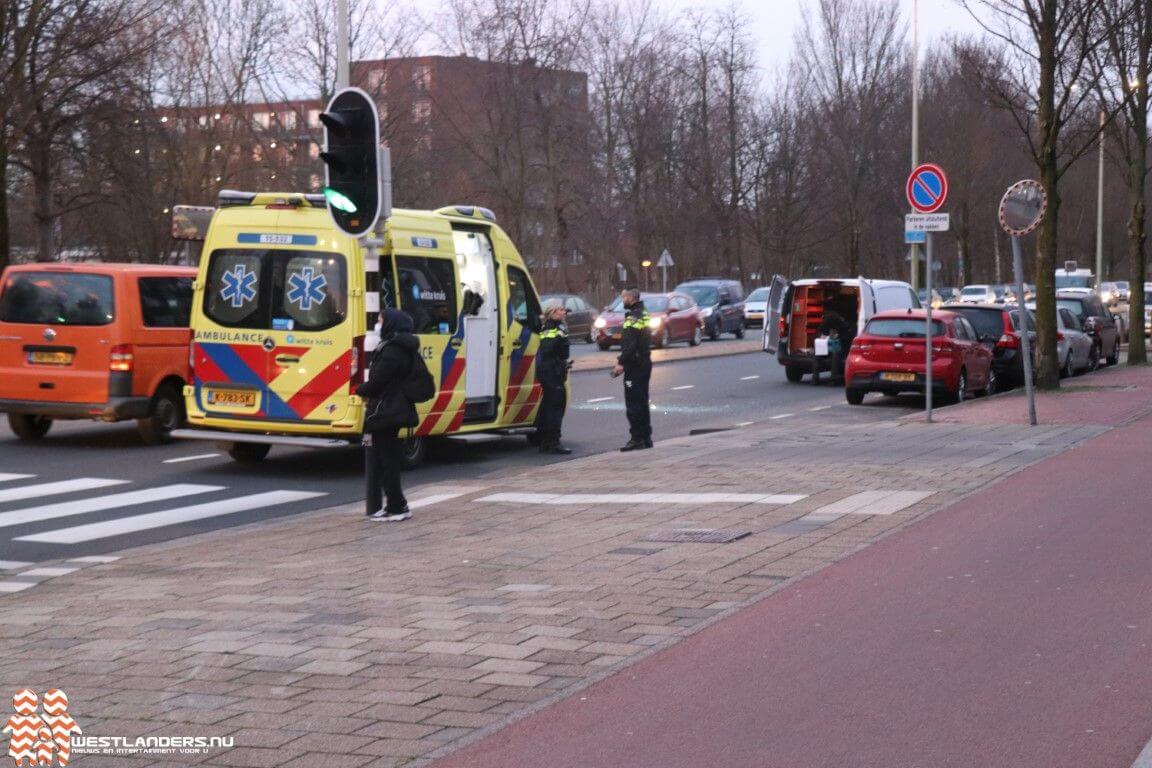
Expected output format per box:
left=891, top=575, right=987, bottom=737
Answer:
left=996, top=333, right=1019, bottom=350
left=1056, top=332, right=1065, bottom=341
left=778, top=315, right=788, bottom=340
left=110, top=344, right=134, bottom=372
left=350, top=334, right=365, bottom=389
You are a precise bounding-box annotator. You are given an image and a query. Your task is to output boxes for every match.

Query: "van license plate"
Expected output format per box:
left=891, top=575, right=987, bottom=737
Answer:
left=880, top=372, right=915, bottom=383
left=206, top=389, right=257, bottom=408
left=29, top=350, right=72, bottom=365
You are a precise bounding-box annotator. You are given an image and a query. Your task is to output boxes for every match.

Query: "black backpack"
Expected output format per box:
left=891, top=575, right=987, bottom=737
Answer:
left=401, top=352, right=436, bottom=403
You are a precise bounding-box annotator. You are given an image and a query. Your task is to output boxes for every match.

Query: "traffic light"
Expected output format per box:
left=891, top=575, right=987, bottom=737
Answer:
left=319, top=87, right=381, bottom=237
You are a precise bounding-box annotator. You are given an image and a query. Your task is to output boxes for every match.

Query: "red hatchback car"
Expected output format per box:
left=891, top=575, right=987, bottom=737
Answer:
left=593, top=292, right=703, bottom=350
left=844, top=309, right=994, bottom=405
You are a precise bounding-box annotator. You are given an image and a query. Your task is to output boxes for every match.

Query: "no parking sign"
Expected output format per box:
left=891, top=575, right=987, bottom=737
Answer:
left=906, top=163, right=949, bottom=214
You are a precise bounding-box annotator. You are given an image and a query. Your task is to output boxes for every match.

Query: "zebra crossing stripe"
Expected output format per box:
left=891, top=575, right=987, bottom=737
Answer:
left=0, top=484, right=225, bottom=529
left=0, top=478, right=128, bottom=504
left=0, top=474, right=35, bottom=483
left=14, top=490, right=326, bottom=544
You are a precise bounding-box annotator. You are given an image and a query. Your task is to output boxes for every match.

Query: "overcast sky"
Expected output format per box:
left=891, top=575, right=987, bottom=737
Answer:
left=631, top=0, right=982, bottom=75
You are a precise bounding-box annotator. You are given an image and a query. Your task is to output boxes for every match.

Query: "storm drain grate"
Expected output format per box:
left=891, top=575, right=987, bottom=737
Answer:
left=641, top=528, right=752, bottom=544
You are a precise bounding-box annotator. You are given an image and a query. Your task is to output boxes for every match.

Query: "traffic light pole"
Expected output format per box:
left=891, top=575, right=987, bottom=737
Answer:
left=337, top=0, right=349, bottom=90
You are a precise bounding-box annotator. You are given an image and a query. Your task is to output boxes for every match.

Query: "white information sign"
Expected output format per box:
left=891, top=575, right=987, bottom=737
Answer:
left=904, top=213, right=951, bottom=232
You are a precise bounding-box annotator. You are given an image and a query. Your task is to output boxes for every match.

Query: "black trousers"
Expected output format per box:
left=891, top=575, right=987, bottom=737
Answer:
left=536, top=384, right=567, bottom=445
left=623, top=364, right=652, bottom=441
left=367, top=429, right=407, bottom=514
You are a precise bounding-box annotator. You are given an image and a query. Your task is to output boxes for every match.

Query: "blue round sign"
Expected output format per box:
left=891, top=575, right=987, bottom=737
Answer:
left=906, top=163, right=949, bottom=213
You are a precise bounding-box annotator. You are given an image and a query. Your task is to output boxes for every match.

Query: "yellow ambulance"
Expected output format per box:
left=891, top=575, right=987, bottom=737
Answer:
left=171, top=190, right=547, bottom=465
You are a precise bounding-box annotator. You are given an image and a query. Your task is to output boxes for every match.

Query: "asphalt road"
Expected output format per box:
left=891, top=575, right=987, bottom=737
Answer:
left=0, top=345, right=969, bottom=566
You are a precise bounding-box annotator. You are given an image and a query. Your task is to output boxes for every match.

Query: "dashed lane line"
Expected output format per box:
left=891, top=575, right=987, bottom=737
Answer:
left=740, top=375, right=760, bottom=380
left=770, top=413, right=794, bottom=420
left=672, top=385, right=695, bottom=391
left=586, top=396, right=614, bottom=403
left=163, top=453, right=221, bottom=464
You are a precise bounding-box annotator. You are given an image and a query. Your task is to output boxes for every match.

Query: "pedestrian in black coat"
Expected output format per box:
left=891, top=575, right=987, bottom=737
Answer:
left=356, top=308, right=420, bottom=521
left=534, top=298, right=572, bottom=454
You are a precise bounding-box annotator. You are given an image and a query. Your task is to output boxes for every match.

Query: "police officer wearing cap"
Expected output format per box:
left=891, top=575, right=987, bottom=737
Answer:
left=611, top=287, right=653, bottom=451
left=534, top=298, right=572, bottom=454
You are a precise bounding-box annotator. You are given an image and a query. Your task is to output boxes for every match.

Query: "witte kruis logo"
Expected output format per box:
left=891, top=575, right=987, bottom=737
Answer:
left=3, top=688, right=82, bottom=767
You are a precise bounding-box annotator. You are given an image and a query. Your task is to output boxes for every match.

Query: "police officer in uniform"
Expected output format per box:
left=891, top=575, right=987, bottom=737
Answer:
left=534, top=298, right=572, bottom=454
left=611, top=287, right=653, bottom=451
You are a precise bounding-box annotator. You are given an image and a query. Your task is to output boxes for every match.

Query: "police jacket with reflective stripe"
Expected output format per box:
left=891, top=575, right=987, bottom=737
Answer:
left=617, top=302, right=652, bottom=369
left=536, top=319, right=570, bottom=386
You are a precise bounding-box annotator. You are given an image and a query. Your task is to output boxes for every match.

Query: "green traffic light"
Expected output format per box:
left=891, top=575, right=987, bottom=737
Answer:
left=323, top=187, right=357, bottom=213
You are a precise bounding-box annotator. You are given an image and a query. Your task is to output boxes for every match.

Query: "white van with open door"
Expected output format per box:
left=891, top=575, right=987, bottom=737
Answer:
left=762, top=276, right=920, bottom=383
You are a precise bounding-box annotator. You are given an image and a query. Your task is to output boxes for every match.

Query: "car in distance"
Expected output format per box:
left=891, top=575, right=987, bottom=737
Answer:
left=1098, top=281, right=1122, bottom=308
left=743, top=286, right=769, bottom=328
left=541, top=293, right=596, bottom=342
left=958, top=284, right=998, bottom=304
left=592, top=292, right=702, bottom=350
left=673, top=279, right=746, bottom=340
left=1055, top=289, right=1121, bottom=368
left=844, top=309, right=994, bottom=405
left=0, top=263, right=196, bottom=444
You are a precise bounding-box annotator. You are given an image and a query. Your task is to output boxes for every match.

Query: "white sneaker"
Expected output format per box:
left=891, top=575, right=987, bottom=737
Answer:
left=381, top=508, right=411, bottom=522
left=368, top=509, right=387, bottom=520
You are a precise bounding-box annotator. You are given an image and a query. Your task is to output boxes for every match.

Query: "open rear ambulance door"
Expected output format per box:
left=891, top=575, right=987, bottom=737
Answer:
left=857, top=276, right=877, bottom=335
left=762, top=274, right=788, bottom=355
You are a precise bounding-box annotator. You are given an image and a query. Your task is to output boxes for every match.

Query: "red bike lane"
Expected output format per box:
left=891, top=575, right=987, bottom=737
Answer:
left=431, top=410, right=1152, bottom=768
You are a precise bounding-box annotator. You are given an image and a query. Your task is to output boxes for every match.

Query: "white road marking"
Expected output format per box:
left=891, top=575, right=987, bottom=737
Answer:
left=0, top=582, right=34, bottom=593
left=808, top=405, right=832, bottom=412
left=0, top=478, right=128, bottom=504
left=15, top=490, right=326, bottom=544
left=810, top=491, right=934, bottom=516
left=68, top=556, right=121, bottom=564
left=740, top=375, right=760, bottom=380
left=163, top=453, right=221, bottom=464
left=18, top=567, right=78, bottom=578
left=408, top=493, right=467, bottom=509
left=0, top=561, right=32, bottom=570
left=0, top=474, right=35, bottom=483
left=0, top=484, right=224, bottom=529
left=770, top=413, right=794, bottom=420
left=586, top=397, right=614, bottom=403
left=477, top=492, right=806, bottom=505
left=672, top=385, right=695, bottom=390
left=736, top=421, right=754, bottom=427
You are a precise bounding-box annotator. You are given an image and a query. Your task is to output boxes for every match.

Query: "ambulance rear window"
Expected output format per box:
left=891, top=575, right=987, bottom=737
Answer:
left=204, top=249, right=346, bottom=331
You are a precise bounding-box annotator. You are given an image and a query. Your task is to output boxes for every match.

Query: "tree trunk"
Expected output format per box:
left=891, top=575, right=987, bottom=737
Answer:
left=1035, top=163, right=1061, bottom=388
left=1127, top=108, right=1148, bottom=365
left=0, top=136, right=9, bottom=273
left=32, top=132, right=55, bottom=263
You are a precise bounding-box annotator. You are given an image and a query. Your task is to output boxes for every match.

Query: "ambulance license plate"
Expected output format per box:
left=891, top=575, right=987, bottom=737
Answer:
left=29, top=350, right=72, bottom=365
left=880, top=372, right=916, bottom=383
left=206, top=388, right=257, bottom=408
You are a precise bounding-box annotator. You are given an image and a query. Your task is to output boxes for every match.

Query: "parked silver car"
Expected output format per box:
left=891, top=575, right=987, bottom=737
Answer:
left=1055, top=307, right=1096, bottom=376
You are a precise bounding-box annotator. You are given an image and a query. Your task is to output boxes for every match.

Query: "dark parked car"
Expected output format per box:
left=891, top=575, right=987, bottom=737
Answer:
left=541, top=293, right=596, bottom=342
left=1055, top=289, right=1121, bottom=367
left=674, top=279, right=746, bottom=340
left=942, top=303, right=1029, bottom=389
left=592, top=292, right=702, bottom=350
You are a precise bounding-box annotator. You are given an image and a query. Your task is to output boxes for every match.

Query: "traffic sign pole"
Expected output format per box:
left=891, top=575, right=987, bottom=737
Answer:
left=998, top=179, right=1046, bottom=428
left=925, top=232, right=933, bottom=424
left=1011, top=236, right=1037, bottom=426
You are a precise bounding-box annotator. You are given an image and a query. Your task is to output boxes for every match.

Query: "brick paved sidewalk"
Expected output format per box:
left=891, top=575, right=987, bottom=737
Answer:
left=1, top=366, right=1148, bottom=768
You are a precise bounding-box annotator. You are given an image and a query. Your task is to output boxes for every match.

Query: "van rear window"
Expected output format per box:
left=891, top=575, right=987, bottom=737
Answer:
left=864, top=318, right=945, bottom=337
left=0, top=272, right=114, bottom=326
left=204, top=249, right=346, bottom=331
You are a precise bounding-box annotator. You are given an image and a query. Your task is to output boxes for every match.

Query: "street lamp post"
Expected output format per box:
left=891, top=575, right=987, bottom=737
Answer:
left=909, top=0, right=920, bottom=291
left=640, top=260, right=652, bottom=292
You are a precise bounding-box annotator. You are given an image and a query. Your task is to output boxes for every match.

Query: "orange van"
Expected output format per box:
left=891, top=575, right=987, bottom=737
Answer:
left=0, top=263, right=196, bottom=444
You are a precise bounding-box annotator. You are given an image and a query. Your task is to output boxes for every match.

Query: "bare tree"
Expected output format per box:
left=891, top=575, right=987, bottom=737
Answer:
left=794, top=0, right=908, bottom=276
left=1094, top=0, right=1150, bottom=364
left=961, top=0, right=1126, bottom=387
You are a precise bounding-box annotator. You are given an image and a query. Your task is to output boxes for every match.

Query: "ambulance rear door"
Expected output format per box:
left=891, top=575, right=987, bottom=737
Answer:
left=452, top=226, right=500, bottom=422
